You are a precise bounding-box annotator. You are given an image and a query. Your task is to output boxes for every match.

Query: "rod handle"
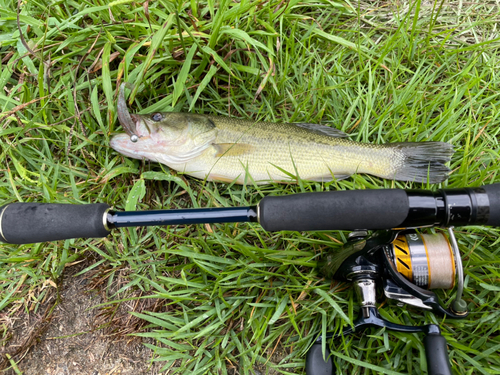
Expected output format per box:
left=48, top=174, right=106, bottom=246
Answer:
left=483, top=183, right=500, bottom=227
left=424, top=332, right=453, bottom=375
left=0, top=203, right=111, bottom=244
left=305, top=343, right=333, bottom=375
left=259, top=189, right=408, bottom=231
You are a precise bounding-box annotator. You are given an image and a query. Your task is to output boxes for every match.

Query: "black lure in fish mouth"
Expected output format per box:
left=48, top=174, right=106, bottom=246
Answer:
left=117, top=83, right=140, bottom=142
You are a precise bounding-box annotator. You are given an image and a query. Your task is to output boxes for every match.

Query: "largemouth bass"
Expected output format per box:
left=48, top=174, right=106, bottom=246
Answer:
left=112, top=86, right=453, bottom=184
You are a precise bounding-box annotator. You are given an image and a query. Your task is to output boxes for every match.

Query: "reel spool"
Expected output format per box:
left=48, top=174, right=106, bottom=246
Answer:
left=390, top=232, right=456, bottom=290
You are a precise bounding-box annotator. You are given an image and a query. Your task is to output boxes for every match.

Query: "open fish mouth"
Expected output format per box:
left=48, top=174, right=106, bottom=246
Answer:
left=117, top=83, right=140, bottom=142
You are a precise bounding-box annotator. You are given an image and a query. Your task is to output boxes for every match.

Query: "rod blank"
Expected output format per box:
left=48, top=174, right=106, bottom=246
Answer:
left=107, top=207, right=258, bottom=228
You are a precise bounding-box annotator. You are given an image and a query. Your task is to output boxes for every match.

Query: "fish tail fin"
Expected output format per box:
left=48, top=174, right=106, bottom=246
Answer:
left=390, top=142, right=454, bottom=183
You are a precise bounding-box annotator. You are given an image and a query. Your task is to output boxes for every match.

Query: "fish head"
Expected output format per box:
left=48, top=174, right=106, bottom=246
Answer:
left=111, top=111, right=217, bottom=164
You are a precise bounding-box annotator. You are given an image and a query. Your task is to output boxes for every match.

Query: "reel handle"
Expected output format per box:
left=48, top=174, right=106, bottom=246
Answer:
left=305, top=343, right=332, bottom=375
left=425, top=331, right=453, bottom=375
left=0, top=203, right=111, bottom=244
left=305, top=328, right=453, bottom=375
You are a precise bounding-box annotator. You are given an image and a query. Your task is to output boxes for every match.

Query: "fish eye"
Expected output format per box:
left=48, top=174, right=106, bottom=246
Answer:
left=151, top=113, right=163, bottom=122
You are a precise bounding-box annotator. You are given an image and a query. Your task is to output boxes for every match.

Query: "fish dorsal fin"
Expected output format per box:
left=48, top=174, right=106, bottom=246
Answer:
left=214, top=143, right=254, bottom=157
left=293, top=123, right=349, bottom=138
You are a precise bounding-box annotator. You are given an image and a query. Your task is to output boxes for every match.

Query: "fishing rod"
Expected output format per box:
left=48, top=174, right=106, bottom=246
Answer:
left=1, top=184, right=500, bottom=375
left=1, top=184, right=499, bottom=244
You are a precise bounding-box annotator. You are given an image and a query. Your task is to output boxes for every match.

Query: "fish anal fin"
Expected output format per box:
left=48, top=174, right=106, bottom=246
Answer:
left=214, top=143, right=254, bottom=157
left=308, top=173, right=352, bottom=182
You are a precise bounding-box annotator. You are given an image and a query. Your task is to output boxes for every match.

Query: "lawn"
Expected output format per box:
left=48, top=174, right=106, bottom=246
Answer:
left=0, top=0, right=499, bottom=374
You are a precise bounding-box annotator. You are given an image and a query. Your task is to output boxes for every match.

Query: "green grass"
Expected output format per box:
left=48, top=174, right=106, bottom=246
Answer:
left=1, top=0, right=500, bottom=373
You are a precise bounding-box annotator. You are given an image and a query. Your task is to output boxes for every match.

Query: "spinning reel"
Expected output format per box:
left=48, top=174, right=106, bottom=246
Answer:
left=306, top=229, right=467, bottom=375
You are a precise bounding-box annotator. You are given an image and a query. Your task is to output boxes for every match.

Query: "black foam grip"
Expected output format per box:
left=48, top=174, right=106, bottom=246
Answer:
left=483, top=183, right=500, bottom=227
left=259, top=189, right=409, bottom=231
left=424, top=333, right=452, bottom=375
left=0, top=203, right=111, bottom=244
left=306, top=343, right=333, bottom=375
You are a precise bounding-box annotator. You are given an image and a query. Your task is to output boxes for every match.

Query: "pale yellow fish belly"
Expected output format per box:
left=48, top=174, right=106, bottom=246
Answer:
left=168, top=140, right=401, bottom=184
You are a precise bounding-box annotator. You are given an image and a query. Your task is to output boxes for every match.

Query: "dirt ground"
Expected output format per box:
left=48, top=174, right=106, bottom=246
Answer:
left=0, top=266, right=292, bottom=375
left=0, top=257, right=293, bottom=375
left=0, top=263, right=164, bottom=375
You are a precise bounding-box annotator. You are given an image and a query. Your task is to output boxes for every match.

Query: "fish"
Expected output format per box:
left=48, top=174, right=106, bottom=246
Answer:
left=111, top=85, right=453, bottom=184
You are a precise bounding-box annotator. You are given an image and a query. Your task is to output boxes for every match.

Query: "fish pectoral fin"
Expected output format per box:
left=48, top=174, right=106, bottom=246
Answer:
left=214, top=143, right=254, bottom=157
left=293, top=123, right=349, bottom=138
left=308, top=173, right=352, bottom=182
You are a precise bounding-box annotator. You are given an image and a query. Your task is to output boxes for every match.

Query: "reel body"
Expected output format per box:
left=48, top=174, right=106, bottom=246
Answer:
left=308, top=229, right=467, bottom=375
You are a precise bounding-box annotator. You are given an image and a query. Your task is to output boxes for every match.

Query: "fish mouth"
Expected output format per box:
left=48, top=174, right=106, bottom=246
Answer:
left=130, top=114, right=140, bottom=127
left=117, top=83, right=138, bottom=137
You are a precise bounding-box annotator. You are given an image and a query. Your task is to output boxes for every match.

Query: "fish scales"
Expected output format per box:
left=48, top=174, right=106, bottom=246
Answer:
left=203, top=116, right=400, bottom=183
